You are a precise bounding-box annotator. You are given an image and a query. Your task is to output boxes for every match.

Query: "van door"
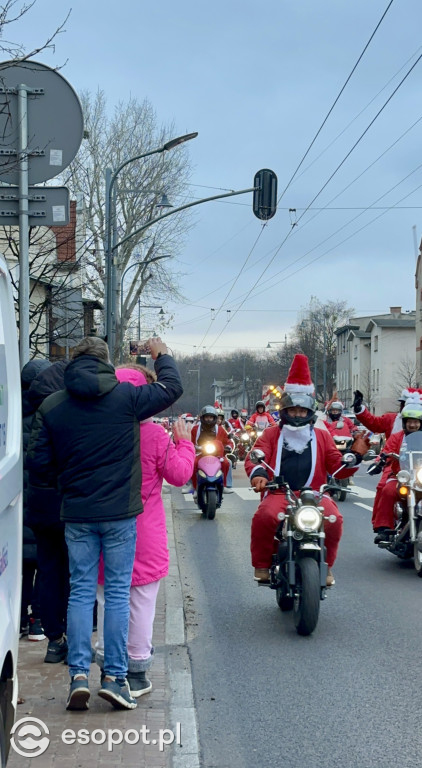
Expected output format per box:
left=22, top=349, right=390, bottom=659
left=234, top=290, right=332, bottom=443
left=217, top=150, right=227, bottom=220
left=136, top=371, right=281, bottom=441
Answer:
left=0, top=253, right=22, bottom=765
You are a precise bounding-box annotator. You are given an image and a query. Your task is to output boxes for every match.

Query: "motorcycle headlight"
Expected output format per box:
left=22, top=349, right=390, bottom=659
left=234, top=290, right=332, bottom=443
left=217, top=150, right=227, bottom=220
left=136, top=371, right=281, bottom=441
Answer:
left=417, top=468, right=422, bottom=485
left=204, top=443, right=216, bottom=454
left=241, top=433, right=249, bottom=442
left=397, top=469, right=411, bottom=484
left=256, top=430, right=263, bottom=437
left=294, top=506, right=322, bottom=532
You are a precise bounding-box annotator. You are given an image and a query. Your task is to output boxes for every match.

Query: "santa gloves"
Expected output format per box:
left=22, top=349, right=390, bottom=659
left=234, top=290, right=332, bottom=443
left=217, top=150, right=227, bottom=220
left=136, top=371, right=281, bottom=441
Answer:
left=352, top=390, right=364, bottom=414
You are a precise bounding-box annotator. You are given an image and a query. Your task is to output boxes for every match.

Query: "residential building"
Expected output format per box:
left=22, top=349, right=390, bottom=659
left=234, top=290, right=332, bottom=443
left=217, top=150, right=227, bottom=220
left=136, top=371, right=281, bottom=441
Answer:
left=415, top=238, right=422, bottom=385
left=2, top=197, right=100, bottom=359
left=335, top=307, right=415, bottom=414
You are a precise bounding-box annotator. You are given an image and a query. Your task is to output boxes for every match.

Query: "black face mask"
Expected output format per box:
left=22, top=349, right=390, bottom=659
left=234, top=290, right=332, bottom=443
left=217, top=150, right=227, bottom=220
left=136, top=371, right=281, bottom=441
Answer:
left=329, top=412, right=341, bottom=421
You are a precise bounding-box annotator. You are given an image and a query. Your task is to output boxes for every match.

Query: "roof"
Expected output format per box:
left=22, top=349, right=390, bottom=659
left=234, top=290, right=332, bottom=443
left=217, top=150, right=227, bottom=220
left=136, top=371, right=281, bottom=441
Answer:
left=334, top=324, right=360, bottom=336
left=365, top=317, right=415, bottom=331
left=347, top=330, right=371, bottom=341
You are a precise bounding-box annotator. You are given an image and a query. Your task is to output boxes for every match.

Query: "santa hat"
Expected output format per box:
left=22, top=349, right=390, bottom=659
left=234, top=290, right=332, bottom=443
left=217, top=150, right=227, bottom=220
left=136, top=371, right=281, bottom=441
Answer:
left=284, top=354, right=314, bottom=395
left=398, top=387, right=422, bottom=403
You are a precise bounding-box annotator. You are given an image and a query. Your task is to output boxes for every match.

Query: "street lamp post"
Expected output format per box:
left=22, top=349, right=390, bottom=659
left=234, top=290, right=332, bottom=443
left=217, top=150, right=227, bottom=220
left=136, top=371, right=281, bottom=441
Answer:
left=105, top=132, right=198, bottom=358
left=119, top=255, right=170, bottom=360
left=188, top=368, right=200, bottom=416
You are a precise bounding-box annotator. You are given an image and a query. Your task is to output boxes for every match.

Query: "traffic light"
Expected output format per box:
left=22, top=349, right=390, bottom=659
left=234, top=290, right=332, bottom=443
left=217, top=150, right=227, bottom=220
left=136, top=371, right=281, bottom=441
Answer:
left=253, top=169, right=278, bottom=221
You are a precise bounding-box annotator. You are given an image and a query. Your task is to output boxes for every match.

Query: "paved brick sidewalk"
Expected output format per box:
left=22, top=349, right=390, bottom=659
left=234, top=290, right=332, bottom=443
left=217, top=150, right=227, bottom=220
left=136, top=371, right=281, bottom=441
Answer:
left=7, top=492, right=197, bottom=768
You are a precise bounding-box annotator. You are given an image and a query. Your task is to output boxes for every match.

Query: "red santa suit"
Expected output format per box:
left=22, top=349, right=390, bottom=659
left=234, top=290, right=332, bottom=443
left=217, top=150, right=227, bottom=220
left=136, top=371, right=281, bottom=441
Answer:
left=247, top=411, right=276, bottom=430
left=191, top=423, right=231, bottom=489
left=245, top=424, right=358, bottom=568
left=325, top=416, right=356, bottom=438
left=371, top=430, right=403, bottom=530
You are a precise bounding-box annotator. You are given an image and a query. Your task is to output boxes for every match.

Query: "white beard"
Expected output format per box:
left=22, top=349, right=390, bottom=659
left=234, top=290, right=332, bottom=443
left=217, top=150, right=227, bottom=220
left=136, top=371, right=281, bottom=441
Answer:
left=283, top=424, right=312, bottom=453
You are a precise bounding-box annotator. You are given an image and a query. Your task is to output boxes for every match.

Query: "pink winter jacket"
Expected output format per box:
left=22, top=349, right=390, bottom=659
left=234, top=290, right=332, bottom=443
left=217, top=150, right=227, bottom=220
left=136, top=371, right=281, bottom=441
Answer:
left=98, top=368, right=195, bottom=586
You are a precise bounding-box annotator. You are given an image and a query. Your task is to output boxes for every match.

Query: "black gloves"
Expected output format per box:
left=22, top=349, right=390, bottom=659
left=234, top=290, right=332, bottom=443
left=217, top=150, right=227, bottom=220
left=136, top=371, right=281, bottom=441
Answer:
left=352, top=389, right=364, bottom=414
left=366, top=462, right=382, bottom=475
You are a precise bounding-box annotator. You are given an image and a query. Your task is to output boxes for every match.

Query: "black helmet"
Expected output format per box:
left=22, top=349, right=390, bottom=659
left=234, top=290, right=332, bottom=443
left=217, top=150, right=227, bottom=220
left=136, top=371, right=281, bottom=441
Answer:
left=199, top=405, right=218, bottom=424
left=255, top=400, right=265, bottom=412
left=279, top=391, right=316, bottom=429
left=231, top=409, right=239, bottom=418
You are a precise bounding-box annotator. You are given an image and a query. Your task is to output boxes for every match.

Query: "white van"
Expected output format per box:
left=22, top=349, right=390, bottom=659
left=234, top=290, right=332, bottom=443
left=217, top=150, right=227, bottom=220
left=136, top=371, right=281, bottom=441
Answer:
left=0, top=253, right=22, bottom=766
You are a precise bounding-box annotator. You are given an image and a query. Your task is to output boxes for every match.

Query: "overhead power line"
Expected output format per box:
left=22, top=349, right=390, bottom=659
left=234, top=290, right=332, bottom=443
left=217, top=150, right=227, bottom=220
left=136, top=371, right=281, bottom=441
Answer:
left=277, top=0, right=396, bottom=204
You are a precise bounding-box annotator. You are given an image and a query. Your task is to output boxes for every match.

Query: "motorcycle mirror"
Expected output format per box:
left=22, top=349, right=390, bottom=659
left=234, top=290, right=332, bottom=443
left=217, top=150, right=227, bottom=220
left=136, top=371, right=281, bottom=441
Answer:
left=249, top=449, right=265, bottom=464
left=342, top=452, right=357, bottom=465
left=364, top=450, right=377, bottom=460
left=327, top=514, right=337, bottom=523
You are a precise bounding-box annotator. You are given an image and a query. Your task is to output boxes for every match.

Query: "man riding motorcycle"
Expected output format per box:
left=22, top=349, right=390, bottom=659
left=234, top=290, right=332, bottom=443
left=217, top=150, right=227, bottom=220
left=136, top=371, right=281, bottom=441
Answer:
left=353, top=389, right=422, bottom=536
left=190, top=406, right=232, bottom=493
left=325, top=400, right=356, bottom=438
left=247, top=400, right=276, bottom=431
left=244, top=354, right=369, bottom=587
left=370, top=401, right=422, bottom=543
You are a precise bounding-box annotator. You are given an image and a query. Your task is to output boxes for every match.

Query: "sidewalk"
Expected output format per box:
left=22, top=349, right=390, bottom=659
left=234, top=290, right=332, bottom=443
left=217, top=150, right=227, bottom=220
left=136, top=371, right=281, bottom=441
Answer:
left=7, top=490, right=200, bottom=768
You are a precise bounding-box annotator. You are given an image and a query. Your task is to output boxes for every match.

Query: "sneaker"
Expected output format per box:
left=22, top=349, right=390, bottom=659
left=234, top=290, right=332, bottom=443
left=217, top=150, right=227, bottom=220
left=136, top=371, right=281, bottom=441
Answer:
left=44, top=637, right=68, bottom=664
left=223, top=487, right=234, bottom=494
left=28, top=617, right=46, bottom=641
left=98, top=676, right=137, bottom=710
left=19, top=623, right=29, bottom=639
left=127, top=671, right=152, bottom=698
left=66, top=674, right=90, bottom=710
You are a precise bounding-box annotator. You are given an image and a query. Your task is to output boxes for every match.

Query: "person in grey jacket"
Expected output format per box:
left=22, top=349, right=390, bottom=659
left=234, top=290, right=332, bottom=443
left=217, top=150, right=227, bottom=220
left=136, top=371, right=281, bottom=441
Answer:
left=27, top=335, right=183, bottom=711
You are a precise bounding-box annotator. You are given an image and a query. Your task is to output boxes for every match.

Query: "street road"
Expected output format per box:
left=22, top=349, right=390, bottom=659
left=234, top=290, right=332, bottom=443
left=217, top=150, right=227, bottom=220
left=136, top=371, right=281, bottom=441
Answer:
left=172, top=463, right=422, bottom=768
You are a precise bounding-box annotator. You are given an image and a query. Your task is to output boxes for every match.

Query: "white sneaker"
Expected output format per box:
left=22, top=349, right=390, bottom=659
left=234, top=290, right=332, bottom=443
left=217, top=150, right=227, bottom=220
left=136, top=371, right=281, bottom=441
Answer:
left=223, top=487, right=234, bottom=494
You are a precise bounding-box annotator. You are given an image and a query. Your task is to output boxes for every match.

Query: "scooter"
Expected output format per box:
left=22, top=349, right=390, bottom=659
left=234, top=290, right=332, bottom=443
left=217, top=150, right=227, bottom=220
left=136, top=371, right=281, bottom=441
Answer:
left=196, top=442, right=224, bottom=520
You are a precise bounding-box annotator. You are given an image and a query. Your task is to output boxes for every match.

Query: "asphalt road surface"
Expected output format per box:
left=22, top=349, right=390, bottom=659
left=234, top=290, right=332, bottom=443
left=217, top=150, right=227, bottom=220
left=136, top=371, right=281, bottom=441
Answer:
left=172, top=463, right=422, bottom=768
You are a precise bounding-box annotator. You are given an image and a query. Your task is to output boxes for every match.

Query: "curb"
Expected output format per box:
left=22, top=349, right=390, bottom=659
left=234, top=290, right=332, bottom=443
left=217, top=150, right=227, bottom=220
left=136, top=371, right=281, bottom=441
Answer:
left=164, top=487, right=200, bottom=768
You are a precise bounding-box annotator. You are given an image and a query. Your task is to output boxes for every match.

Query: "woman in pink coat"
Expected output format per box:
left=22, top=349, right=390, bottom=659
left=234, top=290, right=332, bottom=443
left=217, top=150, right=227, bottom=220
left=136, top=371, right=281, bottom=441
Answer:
left=96, top=366, right=195, bottom=697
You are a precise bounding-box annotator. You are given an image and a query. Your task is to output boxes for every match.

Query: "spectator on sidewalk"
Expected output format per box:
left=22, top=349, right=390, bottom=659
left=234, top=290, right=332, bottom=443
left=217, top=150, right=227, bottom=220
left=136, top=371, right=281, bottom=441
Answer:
left=27, top=336, right=183, bottom=712
left=21, top=358, right=51, bottom=642
left=27, top=360, right=70, bottom=663
left=96, top=365, right=195, bottom=698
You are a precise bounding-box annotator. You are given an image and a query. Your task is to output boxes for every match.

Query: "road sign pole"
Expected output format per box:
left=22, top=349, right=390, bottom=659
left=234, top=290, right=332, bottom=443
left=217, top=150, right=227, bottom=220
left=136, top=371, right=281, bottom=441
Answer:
left=17, top=83, right=30, bottom=365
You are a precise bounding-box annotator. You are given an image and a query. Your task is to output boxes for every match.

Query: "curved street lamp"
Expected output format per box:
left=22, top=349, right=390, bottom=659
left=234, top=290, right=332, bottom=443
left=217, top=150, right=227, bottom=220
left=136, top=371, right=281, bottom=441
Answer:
left=119, top=255, right=170, bottom=362
left=105, top=132, right=198, bottom=357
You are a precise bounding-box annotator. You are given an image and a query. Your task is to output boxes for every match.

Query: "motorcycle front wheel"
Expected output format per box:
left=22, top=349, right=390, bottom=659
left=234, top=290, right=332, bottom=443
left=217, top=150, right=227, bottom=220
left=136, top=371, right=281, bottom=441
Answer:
left=293, top=557, right=320, bottom=636
left=414, top=527, right=422, bottom=576
left=276, top=588, right=294, bottom=612
left=203, top=489, right=217, bottom=520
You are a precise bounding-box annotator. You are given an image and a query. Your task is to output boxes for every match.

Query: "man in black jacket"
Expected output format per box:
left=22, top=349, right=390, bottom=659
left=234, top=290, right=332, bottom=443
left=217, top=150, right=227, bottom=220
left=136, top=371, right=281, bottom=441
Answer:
left=27, top=335, right=183, bottom=712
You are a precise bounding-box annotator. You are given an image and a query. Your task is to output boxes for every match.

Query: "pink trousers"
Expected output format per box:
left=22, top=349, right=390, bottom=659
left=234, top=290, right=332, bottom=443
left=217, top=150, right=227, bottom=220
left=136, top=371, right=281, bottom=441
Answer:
left=96, top=579, right=161, bottom=660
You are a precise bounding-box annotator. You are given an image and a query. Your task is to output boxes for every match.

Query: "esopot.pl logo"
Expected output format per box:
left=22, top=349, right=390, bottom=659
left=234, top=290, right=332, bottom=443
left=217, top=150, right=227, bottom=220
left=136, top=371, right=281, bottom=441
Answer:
left=10, top=716, right=50, bottom=758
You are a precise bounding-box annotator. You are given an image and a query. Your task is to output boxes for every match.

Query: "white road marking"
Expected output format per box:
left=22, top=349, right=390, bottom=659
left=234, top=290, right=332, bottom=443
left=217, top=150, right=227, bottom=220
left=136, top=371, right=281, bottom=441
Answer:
left=354, top=502, right=373, bottom=511
left=351, top=485, right=376, bottom=499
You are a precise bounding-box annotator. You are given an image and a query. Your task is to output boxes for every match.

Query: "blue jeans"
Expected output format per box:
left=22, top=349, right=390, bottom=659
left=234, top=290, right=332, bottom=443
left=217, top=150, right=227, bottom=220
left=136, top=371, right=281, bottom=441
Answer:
left=65, top=518, right=136, bottom=679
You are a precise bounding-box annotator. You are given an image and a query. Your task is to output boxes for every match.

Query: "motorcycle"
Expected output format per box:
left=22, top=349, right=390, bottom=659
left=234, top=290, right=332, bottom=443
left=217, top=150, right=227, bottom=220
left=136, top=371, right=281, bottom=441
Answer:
left=249, top=448, right=356, bottom=636
left=195, top=441, right=224, bottom=520
left=371, top=431, right=422, bottom=575
left=234, top=429, right=253, bottom=461
left=329, top=435, right=354, bottom=502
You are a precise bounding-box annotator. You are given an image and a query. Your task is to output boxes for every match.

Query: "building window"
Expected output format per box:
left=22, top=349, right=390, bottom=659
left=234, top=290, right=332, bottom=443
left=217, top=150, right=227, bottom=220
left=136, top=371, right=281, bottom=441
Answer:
left=376, top=369, right=379, bottom=390
left=354, top=344, right=357, bottom=359
left=372, top=369, right=375, bottom=389
left=374, top=335, right=378, bottom=352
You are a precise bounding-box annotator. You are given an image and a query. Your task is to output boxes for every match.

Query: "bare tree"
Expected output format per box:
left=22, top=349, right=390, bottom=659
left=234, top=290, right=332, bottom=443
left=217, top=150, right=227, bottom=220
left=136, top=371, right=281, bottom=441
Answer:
left=392, top=355, right=417, bottom=396
left=292, top=297, right=354, bottom=401
left=62, top=91, right=194, bottom=361
left=360, top=366, right=376, bottom=412
left=0, top=1, right=70, bottom=62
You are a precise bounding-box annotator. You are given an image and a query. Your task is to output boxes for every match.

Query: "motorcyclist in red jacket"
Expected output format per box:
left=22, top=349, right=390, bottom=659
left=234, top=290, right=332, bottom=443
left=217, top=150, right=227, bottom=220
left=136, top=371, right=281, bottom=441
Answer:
left=247, top=400, right=276, bottom=432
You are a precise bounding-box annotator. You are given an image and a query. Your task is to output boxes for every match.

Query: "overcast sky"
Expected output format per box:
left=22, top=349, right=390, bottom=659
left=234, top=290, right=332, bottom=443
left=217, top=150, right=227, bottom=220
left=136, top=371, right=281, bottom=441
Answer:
left=13, top=0, right=422, bottom=355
